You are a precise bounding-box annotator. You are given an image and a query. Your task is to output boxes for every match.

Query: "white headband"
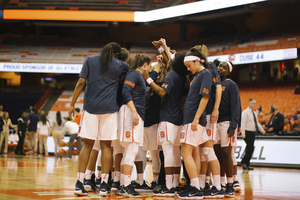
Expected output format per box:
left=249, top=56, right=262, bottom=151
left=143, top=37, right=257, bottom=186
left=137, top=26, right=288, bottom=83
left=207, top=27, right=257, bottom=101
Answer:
left=224, top=61, right=233, bottom=72
left=171, top=53, right=176, bottom=61
left=184, top=55, right=201, bottom=63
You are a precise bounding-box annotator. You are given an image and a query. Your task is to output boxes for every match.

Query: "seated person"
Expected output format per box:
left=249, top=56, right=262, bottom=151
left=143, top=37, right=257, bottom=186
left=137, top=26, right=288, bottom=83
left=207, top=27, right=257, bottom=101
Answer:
left=265, top=105, right=284, bottom=134
left=292, top=115, right=300, bottom=134
left=294, top=85, right=300, bottom=95
left=283, top=115, right=291, bottom=132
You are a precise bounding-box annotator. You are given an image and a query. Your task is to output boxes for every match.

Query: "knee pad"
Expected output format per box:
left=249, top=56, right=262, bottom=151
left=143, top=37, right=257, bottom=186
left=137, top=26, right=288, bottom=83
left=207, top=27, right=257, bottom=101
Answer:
left=96, top=150, right=102, bottom=167
left=202, top=147, right=217, bottom=162
left=92, top=140, right=101, bottom=151
left=173, top=146, right=181, bottom=167
left=162, top=142, right=174, bottom=168
left=135, top=147, right=143, bottom=162
left=123, top=142, right=139, bottom=166
left=200, top=153, right=207, bottom=162
left=231, top=148, right=237, bottom=165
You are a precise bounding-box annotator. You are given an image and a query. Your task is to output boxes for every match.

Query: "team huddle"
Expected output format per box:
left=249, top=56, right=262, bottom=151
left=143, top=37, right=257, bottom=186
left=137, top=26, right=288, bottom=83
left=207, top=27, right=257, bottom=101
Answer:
left=69, top=39, right=242, bottom=199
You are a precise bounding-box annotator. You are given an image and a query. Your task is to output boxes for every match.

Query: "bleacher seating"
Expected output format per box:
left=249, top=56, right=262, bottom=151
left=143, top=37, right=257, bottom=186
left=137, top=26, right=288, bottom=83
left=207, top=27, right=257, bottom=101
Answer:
left=6, top=0, right=144, bottom=11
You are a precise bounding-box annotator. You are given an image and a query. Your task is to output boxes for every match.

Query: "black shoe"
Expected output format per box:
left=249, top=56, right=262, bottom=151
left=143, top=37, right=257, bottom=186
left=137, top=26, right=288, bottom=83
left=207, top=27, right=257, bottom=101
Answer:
left=111, top=181, right=120, bottom=192
left=247, top=166, right=254, bottom=170
left=99, top=181, right=109, bottom=196
left=242, top=163, right=248, bottom=170
left=95, top=177, right=101, bottom=188
left=74, top=180, right=88, bottom=196
left=202, top=182, right=211, bottom=198
left=141, top=180, right=151, bottom=190
left=90, top=173, right=98, bottom=190
left=150, top=181, right=159, bottom=190
left=116, top=185, right=126, bottom=195
left=177, top=186, right=203, bottom=199
left=124, top=183, right=142, bottom=197
left=83, top=178, right=92, bottom=191
left=225, top=183, right=234, bottom=198
left=153, top=185, right=175, bottom=197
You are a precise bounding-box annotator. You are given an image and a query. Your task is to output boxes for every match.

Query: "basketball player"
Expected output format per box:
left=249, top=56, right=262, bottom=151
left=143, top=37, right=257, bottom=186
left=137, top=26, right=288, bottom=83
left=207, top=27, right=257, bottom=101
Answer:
left=141, top=53, right=188, bottom=196
left=178, top=48, right=212, bottom=199
left=214, top=61, right=241, bottom=198
left=118, top=54, right=151, bottom=197
left=69, top=42, right=129, bottom=196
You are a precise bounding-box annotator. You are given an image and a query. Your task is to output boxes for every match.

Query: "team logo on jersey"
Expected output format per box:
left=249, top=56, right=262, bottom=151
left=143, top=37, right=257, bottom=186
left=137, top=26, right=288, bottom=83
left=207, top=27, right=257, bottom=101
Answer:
left=162, top=84, right=168, bottom=89
left=203, top=88, right=209, bottom=94
left=160, top=131, right=165, bottom=138
left=180, top=132, right=185, bottom=139
left=124, top=80, right=135, bottom=88
left=126, top=131, right=131, bottom=138
left=206, top=129, right=211, bottom=136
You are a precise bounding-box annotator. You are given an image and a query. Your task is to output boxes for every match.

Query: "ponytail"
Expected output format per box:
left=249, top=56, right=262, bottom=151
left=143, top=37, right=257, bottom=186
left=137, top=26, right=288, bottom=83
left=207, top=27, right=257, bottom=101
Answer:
left=100, top=42, right=121, bottom=72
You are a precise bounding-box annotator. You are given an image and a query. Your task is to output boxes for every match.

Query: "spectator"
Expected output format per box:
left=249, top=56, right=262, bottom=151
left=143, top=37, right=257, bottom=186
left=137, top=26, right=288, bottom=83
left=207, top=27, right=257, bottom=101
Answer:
left=0, top=110, right=4, bottom=153
left=15, top=111, right=28, bottom=155
left=62, top=117, right=82, bottom=158
left=266, top=105, right=284, bottom=134
left=0, top=112, right=17, bottom=154
left=283, top=115, right=291, bottom=132
left=292, top=115, right=300, bottom=134
left=73, top=108, right=81, bottom=126
left=37, top=114, right=51, bottom=156
left=27, top=107, right=39, bottom=155
left=294, top=85, right=300, bottom=95
left=50, top=111, right=64, bottom=156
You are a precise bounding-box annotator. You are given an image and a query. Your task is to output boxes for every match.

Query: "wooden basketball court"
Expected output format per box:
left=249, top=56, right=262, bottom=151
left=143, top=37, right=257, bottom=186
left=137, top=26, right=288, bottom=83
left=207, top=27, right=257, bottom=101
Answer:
left=1, top=154, right=300, bottom=200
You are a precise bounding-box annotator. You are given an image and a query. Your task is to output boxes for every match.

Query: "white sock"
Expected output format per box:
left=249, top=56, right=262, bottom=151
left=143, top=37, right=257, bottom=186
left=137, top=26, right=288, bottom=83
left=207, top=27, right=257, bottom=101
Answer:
left=114, top=171, right=120, bottom=182
left=121, top=173, right=124, bottom=186
left=166, top=175, right=173, bottom=190
left=153, top=174, right=158, bottom=183
left=101, top=173, right=109, bottom=183
left=137, top=173, right=143, bottom=185
left=85, top=169, right=92, bottom=180
left=173, top=174, right=180, bottom=188
left=191, top=178, right=200, bottom=190
left=112, top=171, right=115, bottom=180
left=233, top=175, right=238, bottom=182
left=199, top=174, right=206, bottom=189
left=205, top=176, right=210, bottom=183
left=124, top=175, right=131, bottom=187
left=227, top=177, right=233, bottom=184
left=221, top=176, right=226, bottom=186
left=212, top=175, right=221, bottom=190
left=77, top=172, right=85, bottom=183
left=97, top=171, right=101, bottom=179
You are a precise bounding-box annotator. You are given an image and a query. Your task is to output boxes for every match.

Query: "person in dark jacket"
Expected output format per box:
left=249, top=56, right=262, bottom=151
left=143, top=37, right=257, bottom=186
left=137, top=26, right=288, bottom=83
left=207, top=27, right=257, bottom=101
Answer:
left=266, top=105, right=284, bottom=134
left=16, top=111, right=28, bottom=155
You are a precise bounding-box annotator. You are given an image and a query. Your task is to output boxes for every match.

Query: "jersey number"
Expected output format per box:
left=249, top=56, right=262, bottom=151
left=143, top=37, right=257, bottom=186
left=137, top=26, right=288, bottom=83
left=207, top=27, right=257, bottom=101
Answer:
left=213, top=77, right=219, bottom=82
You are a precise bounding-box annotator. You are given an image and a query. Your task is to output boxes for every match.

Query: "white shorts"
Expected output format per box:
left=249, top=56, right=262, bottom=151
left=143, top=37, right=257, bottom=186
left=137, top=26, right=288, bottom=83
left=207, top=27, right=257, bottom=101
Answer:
left=180, top=123, right=207, bottom=147
left=112, top=139, right=124, bottom=155
left=215, top=121, right=237, bottom=147
left=119, top=105, right=144, bottom=146
left=143, top=124, right=159, bottom=151
left=157, top=121, right=182, bottom=146
left=205, top=115, right=217, bottom=142
left=79, top=110, right=118, bottom=141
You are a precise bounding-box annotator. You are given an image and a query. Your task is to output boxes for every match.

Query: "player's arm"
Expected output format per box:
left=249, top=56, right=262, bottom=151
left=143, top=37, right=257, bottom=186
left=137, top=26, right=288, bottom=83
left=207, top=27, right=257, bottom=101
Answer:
left=69, top=77, right=86, bottom=117
left=211, top=84, right=222, bottom=123
left=122, top=73, right=139, bottom=126
left=141, top=69, right=166, bottom=97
